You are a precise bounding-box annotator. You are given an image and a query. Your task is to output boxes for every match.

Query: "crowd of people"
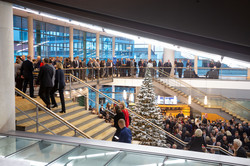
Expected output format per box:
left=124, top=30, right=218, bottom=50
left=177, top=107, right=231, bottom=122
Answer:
left=15, top=55, right=66, bottom=113
left=164, top=111, right=249, bottom=157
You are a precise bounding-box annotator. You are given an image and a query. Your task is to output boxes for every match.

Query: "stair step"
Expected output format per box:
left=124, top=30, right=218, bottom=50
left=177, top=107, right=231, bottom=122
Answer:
left=26, top=109, right=89, bottom=132
left=86, top=123, right=112, bottom=137
left=16, top=102, right=78, bottom=123
left=17, top=104, right=82, bottom=126
left=93, top=127, right=116, bottom=140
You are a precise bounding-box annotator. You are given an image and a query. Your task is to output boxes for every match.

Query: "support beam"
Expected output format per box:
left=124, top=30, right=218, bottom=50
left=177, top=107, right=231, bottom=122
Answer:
left=95, top=84, right=100, bottom=111
left=96, top=33, right=100, bottom=59
left=247, top=68, right=250, bottom=80
left=194, top=55, right=198, bottom=74
left=69, top=26, right=73, bottom=61
left=163, top=48, right=175, bottom=76
left=148, top=44, right=151, bottom=60
left=28, top=16, right=34, bottom=59
left=0, top=1, right=15, bottom=132
left=112, top=36, right=115, bottom=59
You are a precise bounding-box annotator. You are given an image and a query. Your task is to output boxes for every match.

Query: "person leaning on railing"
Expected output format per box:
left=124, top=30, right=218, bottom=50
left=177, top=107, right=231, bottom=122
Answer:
left=187, top=129, right=207, bottom=152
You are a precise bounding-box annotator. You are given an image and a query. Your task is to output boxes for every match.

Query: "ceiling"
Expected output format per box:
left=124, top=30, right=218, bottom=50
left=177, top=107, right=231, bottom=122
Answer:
left=2, top=0, right=250, bottom=61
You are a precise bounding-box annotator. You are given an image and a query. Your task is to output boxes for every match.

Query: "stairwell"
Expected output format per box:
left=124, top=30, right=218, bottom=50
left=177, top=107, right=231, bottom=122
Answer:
left=153, top=79, right=249, bottom=123
left=15, top=96, right=116, bottom=141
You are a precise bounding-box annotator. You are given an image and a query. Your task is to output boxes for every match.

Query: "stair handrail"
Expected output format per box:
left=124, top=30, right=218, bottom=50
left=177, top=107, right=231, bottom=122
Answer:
left=70, top=74, right=234, bottom=155
left=154, top=68, right=250, bottom=113
left=69, top=74, right=187, bottom=146
left=15, top=88, right=92, bottom=139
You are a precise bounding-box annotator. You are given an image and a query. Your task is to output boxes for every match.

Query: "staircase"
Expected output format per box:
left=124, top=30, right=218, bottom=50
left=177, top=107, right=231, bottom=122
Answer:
left=153, top=78, right=249, bottom=122
left=15, top=96, right=116, bottom=141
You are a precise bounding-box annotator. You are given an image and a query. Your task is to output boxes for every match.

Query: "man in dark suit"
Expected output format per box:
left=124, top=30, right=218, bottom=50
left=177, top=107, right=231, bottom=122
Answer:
left=73, top=56, right=80, bottom=78
left=177, top=59, right=184, bottom=78
left=158, top=60, right=163, bottom=77
left=20, top=55, right=35, bottom=98
left=37, top=58, right=54, bottom=109
left=82, top=58, right=87, bottom=80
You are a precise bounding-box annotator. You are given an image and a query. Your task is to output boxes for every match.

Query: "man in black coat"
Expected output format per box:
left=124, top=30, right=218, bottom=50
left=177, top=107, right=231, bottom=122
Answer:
left=20, top=55, right=35, bottom=98
left=37, top=58, right=54, bottom=109
left=164, top=60, right=172, bottom=76
left=233, top=139, right=247, bottom=158
left=158, top=60, right=163, bottom=77
left=177, top=59, right=184, bottom=78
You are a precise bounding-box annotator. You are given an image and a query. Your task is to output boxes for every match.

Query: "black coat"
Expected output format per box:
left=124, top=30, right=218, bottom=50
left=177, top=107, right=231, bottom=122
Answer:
left=37, top=64, right=54, bottom=88
left=114, top=112, right=125, bottom=136
left=188, top=136, right=207, bottom=152
left=55, top=69, right=65, bottom=90
left=236, top=146, right=247, bottom=158
left=21, top=60, right=34, bottom=79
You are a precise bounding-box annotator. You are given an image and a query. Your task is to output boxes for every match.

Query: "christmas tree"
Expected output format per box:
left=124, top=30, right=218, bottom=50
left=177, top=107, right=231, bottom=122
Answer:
left=131, top=68, right=166, bottom=147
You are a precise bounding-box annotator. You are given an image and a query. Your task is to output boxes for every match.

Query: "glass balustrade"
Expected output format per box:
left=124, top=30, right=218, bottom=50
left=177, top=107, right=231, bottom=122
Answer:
left=0, top=134, right=247, bottom=166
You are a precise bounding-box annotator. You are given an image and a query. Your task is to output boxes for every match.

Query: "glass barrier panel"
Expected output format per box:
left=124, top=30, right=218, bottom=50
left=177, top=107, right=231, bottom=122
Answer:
left=0, top=137, right=38, bottom=157
left=163, top=157, right=220, bottom=166
left=8, top=141, right=75, bottom=166
left=51, top=146, right=119, bottom=166
left=108, top=151, right=165, bottom=166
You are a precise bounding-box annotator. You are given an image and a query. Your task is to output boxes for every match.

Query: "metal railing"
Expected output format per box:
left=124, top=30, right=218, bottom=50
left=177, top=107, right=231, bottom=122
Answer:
left=15, top=88, right=92, bottom=139
left=153, top=68, right=250, bottom=121
left=68, top=74, right=233, bottom=156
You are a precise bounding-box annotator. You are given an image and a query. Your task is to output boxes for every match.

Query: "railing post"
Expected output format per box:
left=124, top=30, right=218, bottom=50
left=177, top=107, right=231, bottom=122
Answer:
left=36, top=106, right=39, bottom=133
left=74, top=129, right=77, bottom=137
left=70, top=74, right=72, bottom=99
left=97, top=68, right=100, bottom=84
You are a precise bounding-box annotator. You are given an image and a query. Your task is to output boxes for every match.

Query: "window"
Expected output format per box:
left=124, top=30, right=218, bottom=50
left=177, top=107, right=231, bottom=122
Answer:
left=73, top=29, right=84, bottom=59
left=99, top=35, right=112, bottom=61
left=13, top=15, right=28, bottom=60
left=86, top=32, right=96, bottom=62
left=33, top=20, right=69, bottom=59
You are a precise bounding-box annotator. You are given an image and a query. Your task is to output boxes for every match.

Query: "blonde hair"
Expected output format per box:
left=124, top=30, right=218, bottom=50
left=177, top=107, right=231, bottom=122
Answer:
left=56, top=62, right=63, bottom=69
left=119, top=101, right=126, bottom=109
left=195, top=129, right=202, bottom=137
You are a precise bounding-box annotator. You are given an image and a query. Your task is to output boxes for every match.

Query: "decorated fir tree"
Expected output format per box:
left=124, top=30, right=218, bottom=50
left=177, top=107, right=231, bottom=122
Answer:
left=131, top=68, right=166, bottom=147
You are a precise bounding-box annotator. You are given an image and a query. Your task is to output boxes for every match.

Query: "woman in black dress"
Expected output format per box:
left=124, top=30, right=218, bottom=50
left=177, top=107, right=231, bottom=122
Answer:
left=188, top=129, right=207, bottom=152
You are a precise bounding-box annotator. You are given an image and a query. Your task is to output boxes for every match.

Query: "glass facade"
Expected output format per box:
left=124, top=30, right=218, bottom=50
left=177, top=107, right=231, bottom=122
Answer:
left=13, top=15, right=28, bottom=60
left=99, top=35, right=112, bottom=61
left=115, top=37, right=134, bottom=61
left=33, top=20, right=69, bottom=58
left=86, top=32, right=96, bottom=62
left=73, top=29, right=85, bottom=59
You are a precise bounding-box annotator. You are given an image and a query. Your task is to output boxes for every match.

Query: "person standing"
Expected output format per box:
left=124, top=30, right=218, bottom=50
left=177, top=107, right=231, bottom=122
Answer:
left=48, top=60, right=56, bottom=108
left=188, top=129, right=207, bottom=152
left=158, top=60, right=163, bottom=77
left=15, top=58, right=23, bottom=94
left=118, top=119, right=132, bottom=143
left=51, top=63, right=66, bottom=113
left=37, top=58, right=54, bottom=109
left=20, top=55, right=35, bottom=98
left=82, top=58, right=87, bottom=81
left=73, top=57, right=80, bottom=78
left=112, top=105, right=125, bottom=141
left=119, top=101, right=130, bottom=127
left=233, top=139, right=247, bottom=158
left=177, top=59, right=184, bottom=78
left=164, top=60, right=172, bottom=76
left=138, top=59, right=143, bottom=77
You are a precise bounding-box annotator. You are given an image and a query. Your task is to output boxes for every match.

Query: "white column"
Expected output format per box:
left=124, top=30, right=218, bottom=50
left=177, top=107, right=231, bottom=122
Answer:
left=69, top=26, right=73, bottom=61
left=247, top=68, right=250, bottom=80
left=96, top=33, right=100, bottom=59
left=95, top=84, right=99, bottom=111
left=112, top=85, right=115, bottom=99
left=112, top=36, right=115, bottom=59
left=0, top=1, right=15, bottom=132
left=163, top=48, right=175, bottom=76
left=28, top=16, right=34, bottom=59
left=194, top=55, right=198, bottom=74
left=148, top=44, right=151, bottom=60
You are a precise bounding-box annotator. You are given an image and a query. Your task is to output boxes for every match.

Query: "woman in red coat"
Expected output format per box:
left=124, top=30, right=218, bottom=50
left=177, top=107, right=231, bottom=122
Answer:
left=119, top=101, right=130, bottom=127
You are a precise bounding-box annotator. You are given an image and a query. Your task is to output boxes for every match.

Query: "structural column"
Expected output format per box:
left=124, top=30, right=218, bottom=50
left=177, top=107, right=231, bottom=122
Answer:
left=0, top=1, right=15, bottom=132
left=148, top=44, right=151, bottom=60
left=69, top=26, right=73, bottom=61
left=28, top=16, right=34, bottom=59
left=112, top=36, right=115, bottom=59
left=96, top=33, right=100, bottom=59
left=163, top=48, right=175, bottom=76
left=95, top=84, right=100, bottom=110
left=247, top=68, right=250, bottom=80
left=194, top=55, right=198, bottom=74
